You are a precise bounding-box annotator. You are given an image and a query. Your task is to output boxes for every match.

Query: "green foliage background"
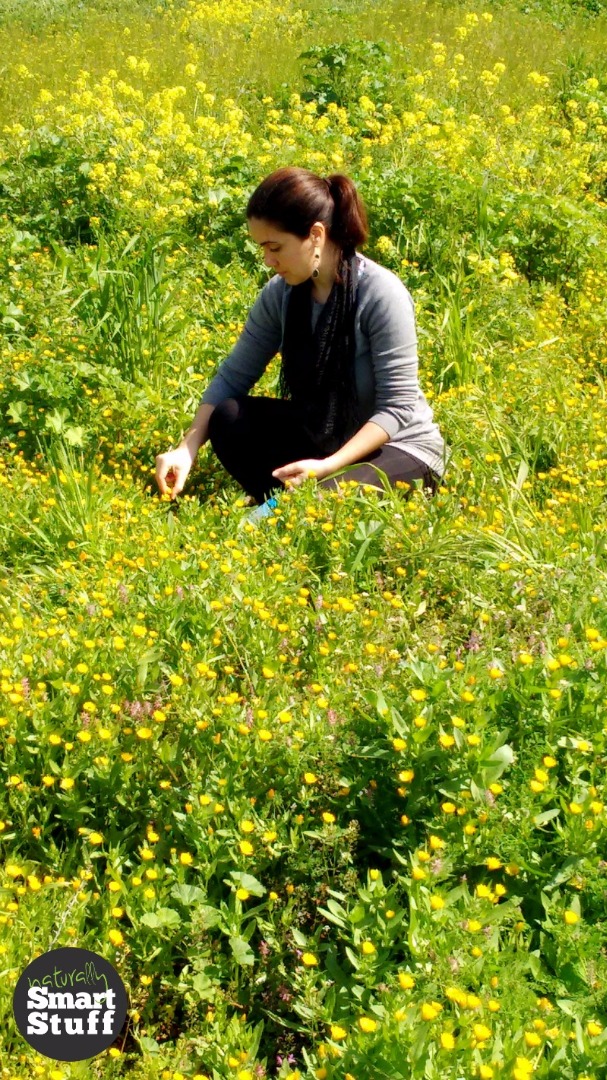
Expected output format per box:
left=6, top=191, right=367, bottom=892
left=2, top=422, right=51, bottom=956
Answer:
left=1, top=0, right=607, bottom=1078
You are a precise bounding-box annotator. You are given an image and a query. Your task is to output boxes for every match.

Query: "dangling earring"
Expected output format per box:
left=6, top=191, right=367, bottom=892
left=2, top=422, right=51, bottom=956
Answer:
left=312, top=250, right=320, bottom=279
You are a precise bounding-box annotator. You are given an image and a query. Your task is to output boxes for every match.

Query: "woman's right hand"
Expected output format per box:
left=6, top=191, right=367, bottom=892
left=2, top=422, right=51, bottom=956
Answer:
left=155, top=445, right=195, bottom=498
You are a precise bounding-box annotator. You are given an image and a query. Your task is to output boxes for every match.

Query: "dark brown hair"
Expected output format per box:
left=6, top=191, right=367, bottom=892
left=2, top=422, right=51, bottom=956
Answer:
left=246, top=166, right=368, bottom=258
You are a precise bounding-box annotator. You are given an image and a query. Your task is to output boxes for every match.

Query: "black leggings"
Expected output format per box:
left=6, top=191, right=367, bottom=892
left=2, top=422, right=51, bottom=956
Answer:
left=207, top=395, right=442, bottom=505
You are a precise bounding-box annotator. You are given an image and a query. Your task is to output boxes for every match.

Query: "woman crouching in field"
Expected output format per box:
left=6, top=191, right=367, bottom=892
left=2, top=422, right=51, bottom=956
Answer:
left=155, top=166, right=450, bottom=516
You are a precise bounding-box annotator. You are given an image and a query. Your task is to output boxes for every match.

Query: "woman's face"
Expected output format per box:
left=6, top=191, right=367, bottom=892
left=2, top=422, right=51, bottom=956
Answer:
left=248, top=217, right=319, bottom=285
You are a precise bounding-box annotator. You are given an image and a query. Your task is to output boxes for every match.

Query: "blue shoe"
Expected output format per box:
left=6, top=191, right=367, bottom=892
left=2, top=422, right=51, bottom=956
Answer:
left=245, top=496, right=279, bottom=524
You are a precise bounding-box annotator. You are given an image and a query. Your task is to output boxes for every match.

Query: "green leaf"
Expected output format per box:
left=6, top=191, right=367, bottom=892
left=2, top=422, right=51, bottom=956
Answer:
left=64, top=425, right=85, bottom=447
left=7, top=400, right=26, bottom=424
left=140, top=907, right=180, bottom=929
left=230, top=936, right=255, bottom=966
left=191, top=973, right=216, bottom=1001
left=197, top=905, right=223, bottom=929
left=229, top=871, right=266, bottom=897
left=138, top=1036, right=160, bottom=1054
left=533, top=808, right=560, bottom=827
left=171, top=883, right=206, bottom=906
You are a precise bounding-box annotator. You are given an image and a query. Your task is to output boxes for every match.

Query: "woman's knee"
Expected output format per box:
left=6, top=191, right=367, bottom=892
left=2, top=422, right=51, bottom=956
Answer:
left=208, top=397, right=243, bottom=444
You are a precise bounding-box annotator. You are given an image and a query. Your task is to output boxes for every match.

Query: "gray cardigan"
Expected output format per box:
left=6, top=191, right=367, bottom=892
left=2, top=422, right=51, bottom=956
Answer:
left=200, top=252, right=451, bottom=478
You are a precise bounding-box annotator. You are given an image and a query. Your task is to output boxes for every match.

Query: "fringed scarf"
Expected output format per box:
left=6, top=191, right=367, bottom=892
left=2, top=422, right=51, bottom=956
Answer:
left=278, top=252, right=362, bottom=457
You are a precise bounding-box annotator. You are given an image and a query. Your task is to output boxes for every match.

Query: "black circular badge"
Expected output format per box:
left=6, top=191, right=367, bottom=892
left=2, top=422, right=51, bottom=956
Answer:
left=13, top=947, right=128, bottom=1061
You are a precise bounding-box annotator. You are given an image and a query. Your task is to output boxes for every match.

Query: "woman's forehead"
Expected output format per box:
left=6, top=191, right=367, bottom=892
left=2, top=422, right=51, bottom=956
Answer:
left=248, top=218, right=294, bottom=244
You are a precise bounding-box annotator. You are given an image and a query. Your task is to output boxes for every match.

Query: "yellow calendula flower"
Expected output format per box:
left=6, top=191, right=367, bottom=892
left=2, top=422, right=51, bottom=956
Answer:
left=301, top=951, right=318, bottom=966
left=358, top=1016, right=378, bottom=1033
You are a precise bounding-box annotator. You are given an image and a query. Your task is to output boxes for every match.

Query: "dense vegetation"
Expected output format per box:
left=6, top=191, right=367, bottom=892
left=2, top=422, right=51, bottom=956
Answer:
left=1, top=0, right=607, bottom=1077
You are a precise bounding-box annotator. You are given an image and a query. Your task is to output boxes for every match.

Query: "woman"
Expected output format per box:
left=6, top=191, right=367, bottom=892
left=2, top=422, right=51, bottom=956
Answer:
left=155, top=166, right=450, bottom=511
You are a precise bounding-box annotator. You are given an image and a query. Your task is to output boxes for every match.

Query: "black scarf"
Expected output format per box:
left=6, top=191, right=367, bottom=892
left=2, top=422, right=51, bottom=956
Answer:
left=278, top=252, right=362, bottom=457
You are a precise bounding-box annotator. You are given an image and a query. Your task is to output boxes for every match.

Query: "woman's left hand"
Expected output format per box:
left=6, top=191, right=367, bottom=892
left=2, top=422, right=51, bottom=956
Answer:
left=271, top=458, right=333, bottom=487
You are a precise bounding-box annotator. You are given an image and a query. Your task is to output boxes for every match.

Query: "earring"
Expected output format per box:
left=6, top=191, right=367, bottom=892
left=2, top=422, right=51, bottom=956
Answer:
left=312, top=251, right=320, bottom=279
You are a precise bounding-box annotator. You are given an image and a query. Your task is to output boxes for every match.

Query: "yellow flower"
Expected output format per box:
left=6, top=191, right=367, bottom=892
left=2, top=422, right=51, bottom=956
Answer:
left=330, top=1024, right=347, bottom=1040
left=473, top=1023, right=492, bottom=1041
left=322, top=812, right=336, bottom=824
left=564, top=909, right=579, bottom=925
left=410, top=688, right=427, bottom=702
left=239, top=840, right=254, bottom=856
left=421, top=1002, right=441, bottom=1021
left=109, top=929, right=124, bottom=946
left=179, top=852, right=193, bottom=865
left=587, top=1020, right=602, bottom=1036
left=240, top=820, right=255, bottom=833
left=440, top=1031, right=455, bottom=1049
left=361, top=941, right=376, bottom=955
left=513, top=1058, right=534, bottom=1079
left=301, top=951, right=318, bottom=966
left=358, top=1016, right=378, bottom=1033
left=88, top=832, right=104, bottom=845
left=303, top=772, right=318, bottom=784
left=236, top=888, right=250, bottom=901
left=399, top=972, right=415, bottom=989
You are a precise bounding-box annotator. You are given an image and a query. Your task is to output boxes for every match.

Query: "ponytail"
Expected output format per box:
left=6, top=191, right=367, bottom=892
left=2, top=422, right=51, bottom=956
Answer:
left=326, top=174, right=368, bottom=257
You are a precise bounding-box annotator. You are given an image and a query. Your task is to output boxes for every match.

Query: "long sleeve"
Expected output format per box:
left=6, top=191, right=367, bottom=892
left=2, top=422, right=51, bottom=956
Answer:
left=361, top=275, right=419, bottom=439
left=200, top=274, right=284, bottom=406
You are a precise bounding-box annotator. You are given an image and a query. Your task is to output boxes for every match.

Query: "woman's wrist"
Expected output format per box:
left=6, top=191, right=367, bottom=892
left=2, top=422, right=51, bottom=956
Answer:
left=319, top=454, right=339, bottom=477
left=178, top=436, right=198, bottom=459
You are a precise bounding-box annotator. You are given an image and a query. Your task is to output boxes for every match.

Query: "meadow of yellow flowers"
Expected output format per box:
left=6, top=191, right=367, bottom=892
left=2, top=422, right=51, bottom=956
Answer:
left=1, top=0, right=607, bottom=1077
